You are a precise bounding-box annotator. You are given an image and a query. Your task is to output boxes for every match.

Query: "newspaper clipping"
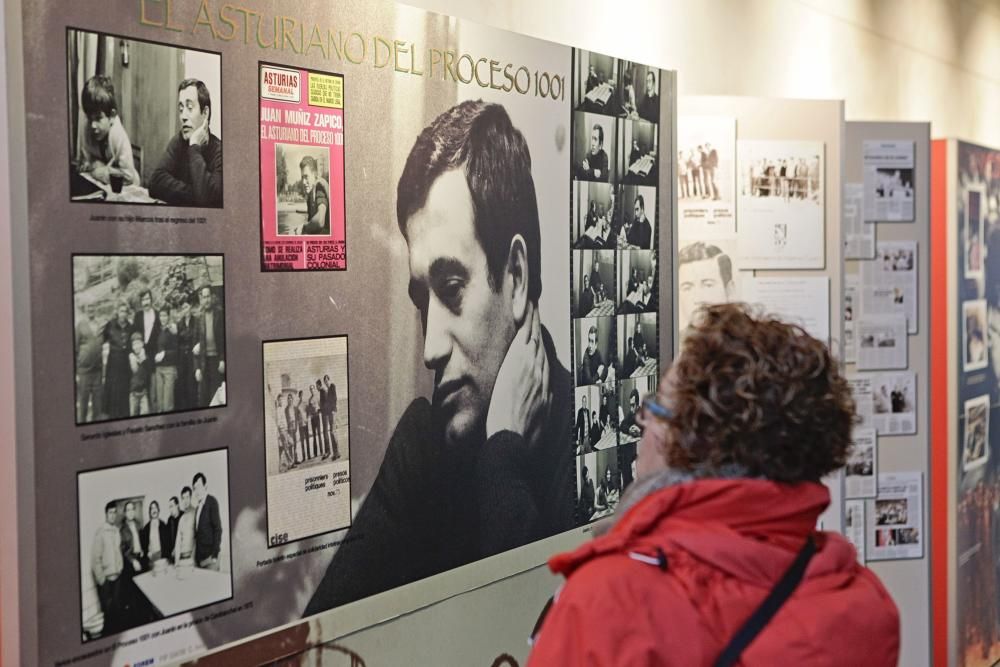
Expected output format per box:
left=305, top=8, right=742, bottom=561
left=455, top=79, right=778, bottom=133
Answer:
left=843, top=182, right=874, bottom=259
left=259, top=63, right=346, bottom=271
left=677, top=116, right=736, bottom=238
left=262, top=336, right=350, bottom=545
left=845, top=427, right=878, bottom=499
left=863, top=140, right=915, bottom=222
left=867, top=472, right=924, bottom=561
left=860, top=240, right=917, bottom=334
left=856, top=314, right=908, bottom=370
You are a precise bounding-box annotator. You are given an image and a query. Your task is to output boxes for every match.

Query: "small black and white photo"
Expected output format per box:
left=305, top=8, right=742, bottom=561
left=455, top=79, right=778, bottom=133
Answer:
left=573, top=111, right=618, bottom=183
left=873, top=168, right=914, bottom=202
left=574, top=316, right=615, bottom=388
left=874, top=499, right=909, bottom=527
left=618, top=374, right=657, bottom=445
left=963, top=394, right=990, bottom=472
left=73, top=254, right=226, bottom=425
left=78, top=449, right=232, bottom=642
left=594, top=448, right=622, bottom=517
left=872, top=375, right=914, bottom=416
left=879, top=244, right=915, bottom=272
left=274, top=143, right=333, bottom=236
left=741, top=152, right=822, bottom=204
left=616, top=313, right=658, bottom=380
left=860, top=328, right=897, bottom=350
left=846, top=444, right=874, bottom=478
left=618, top=61, right=660, bottom=124
left=263, top=336, right=351, bottom=545
left=574, top=385, right=601, bottom=455
left=845, top=428, right=877, bottom=500
left=573, top=50, right=621, bottom=117
left=965, top=188, right=985, bottom=278
left=573, top=249, right=616, bottom=318
left=617, top=184, right=657, bottom=249
left=572, top=181, right=618, bottom=250
left=621, top=119, right=658, bottom=186
left=964, top=299, right=989, bottom=372
left=67, top=29, right=222, bottom=206
left=617, top=250, right=658, bottom=315
left=576, top=452, right=599, bottom=525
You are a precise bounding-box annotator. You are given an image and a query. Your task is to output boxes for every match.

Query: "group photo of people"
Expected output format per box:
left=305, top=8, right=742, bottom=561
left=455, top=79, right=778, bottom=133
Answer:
left=741, top=153, right=822, bottom=203
left=79, top=450, right=232, bottom=641
left=617, top=249, right=658, bottom=314
left=873, top=168, right=914, bottom=201
left=73, top=255, right=226, bottom=425
left=67, top=30, right=223, bottom=206
left=574, top=384, right=619, bottom=455
left=573, top=249, right=616, bottom=318
left=264, top=349, right=347, bottom=474
left=873, top=377, right=914, bottom=416
left=573, top=52, right=659, bottom=125
left=616, top=313, right=658, bottom=380
left=575, top=449, right=622, bottom=524
left=678, top=143, right=721, bottom=200
left=875, top=499, right=910, bottom=527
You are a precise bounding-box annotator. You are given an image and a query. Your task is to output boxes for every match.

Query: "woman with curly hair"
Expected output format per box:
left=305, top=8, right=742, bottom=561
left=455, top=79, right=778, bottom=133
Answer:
left=528, top=303, right=899, bottom=666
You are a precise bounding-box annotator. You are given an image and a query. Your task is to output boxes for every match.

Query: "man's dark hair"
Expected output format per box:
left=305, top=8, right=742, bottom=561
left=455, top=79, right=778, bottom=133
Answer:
left=82, top=75, right=117, bottom=117
left=104, top=501, right=116, bottom=514
left=124, top=501, right=135, bottom=511
left=678, top=241, right=733, bottom=286
left=178, top=78, right=212, bottom=125
left=169, top=496, right=179, bottom=506
left=192, top=472, right=207, bottom=487
left=300, top=156, right=318, bottom=174
left=139, top=289, right=152, bottom=304
left=181, top=486, right=192, bottom=497
left=592, top=123, right=604, bottom=147
left=588, top=324, right=598, bottom=338
left=149, top=500, right=160, bottom=515
left=629, top=389, right=640, bottom=406
left=323, top=374, right=330, bottom=382
left=397, top=100, right=542, bottom=302
left=635, top=194, right=645, bottom=212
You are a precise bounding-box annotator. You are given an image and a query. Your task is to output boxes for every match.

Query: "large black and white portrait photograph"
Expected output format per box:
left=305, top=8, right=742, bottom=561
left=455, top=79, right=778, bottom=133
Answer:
left=618, top=374, right=657, bottom=445
left=963, top=394, right=990, bottom=472
left=618, top=61, right=660, bottom=124
left=737, top=140, right=825, bottom=269
left=73, top=254, right=226, bottom=425
left=617, top=249, right=658, bottom=315
left=67, top=29, right=222, bottom=206
left=78, top=449, right=232, bottom=642
left=263, top=336, right=351, bottom=546
left=617, top=313, right=658, bottom=380
left=618, top=184, right=657, bottom=250
left=572, top=181, right=618, bottom=250
left=573, top=249, right=616, bottom=317
left=573, top=111, right=618, bottom=183
left=573, top=50, right=620, bottom=117
left=621, top=118, right=658, bottom=186
left=274, top=143, right=333, bottom=236
left=574, top=316, right=615, bottom=389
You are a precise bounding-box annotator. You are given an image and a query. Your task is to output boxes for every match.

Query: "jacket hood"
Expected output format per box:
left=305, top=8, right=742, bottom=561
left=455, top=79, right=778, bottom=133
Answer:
left=552, top=478, right=859, bottom=588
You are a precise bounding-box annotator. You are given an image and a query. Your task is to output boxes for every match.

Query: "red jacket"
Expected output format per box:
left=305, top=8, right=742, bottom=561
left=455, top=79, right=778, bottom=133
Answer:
left=527, top=479, right=899, bottom=666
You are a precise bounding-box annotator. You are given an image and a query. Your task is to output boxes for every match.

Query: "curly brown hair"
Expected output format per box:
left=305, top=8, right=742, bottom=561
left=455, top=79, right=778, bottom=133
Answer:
left=664, top=303, right=854, bottom=482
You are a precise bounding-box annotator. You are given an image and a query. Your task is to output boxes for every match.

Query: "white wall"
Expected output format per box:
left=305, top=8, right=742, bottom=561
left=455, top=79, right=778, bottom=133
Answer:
left=404, top=0, right=1000, bottom=148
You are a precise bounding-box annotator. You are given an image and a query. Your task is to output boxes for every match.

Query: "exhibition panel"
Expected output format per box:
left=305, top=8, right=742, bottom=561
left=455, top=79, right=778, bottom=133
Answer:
left=931, top=138, right=1000, bottom=667
left=3, top=0, right=675, bottom=665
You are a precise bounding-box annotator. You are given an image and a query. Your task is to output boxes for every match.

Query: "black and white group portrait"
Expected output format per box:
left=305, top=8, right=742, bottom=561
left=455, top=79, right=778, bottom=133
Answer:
left=616, top=313, right=658, bottom=380
left=78, top=449, right=231, bottom=641
left=73, top=255, right=226, bottom=425
left=573, top=249, right=616, bottom=317
left=742, top=152, right=822, bottom=204
left=874, top=499, right=909, bottom=527
left=873, top=168, right=914, bottom=202
left=67, top=30, right=222, bottom=206
left=274, top=144, right=332, bottom=236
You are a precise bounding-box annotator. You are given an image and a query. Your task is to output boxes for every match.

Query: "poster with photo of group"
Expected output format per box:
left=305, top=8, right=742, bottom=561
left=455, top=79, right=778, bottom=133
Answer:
left=18, top=2, right=674, bottom=665
left=570, top=49, right=665, bottom=526
left=677, top=116, right=736, bottom=238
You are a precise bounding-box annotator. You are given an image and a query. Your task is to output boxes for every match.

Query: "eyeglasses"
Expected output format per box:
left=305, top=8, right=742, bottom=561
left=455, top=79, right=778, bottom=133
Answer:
left=636, top=394, right=673, bottom=432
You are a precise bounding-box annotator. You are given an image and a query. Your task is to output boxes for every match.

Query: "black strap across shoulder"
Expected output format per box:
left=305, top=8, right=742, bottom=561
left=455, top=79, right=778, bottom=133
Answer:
left=713, top=535, right=817, bottom=667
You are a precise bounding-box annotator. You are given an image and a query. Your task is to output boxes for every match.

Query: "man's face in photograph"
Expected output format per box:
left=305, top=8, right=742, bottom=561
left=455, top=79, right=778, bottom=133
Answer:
left=200, top=287, right=213, bottom=309
left=679, top=256, right=732, bottom=326
left=141, top=292, right=152, bottom=311
left=181, top=490, right=191, bottom=512
left=124, top=502, right=136, bottom=522
left=149, top=503, right=159, bottom=520
left=178, top=85, right=206, bottom=141
left=301, top=164, right=316, bottom=195
left=645, top=71, right=656, bottom=97
left=168, top=498, right=179, bottom=518
left=194, top=478, right=206, bottom=502
left=634, top=199, right=643, bottom=223
left=590, top=127, right=602, bottom=156
left=587, top=329, right=598, bottom=356
left=105, top=506, right=116, bottom=525
left=405, top=169, right=515, bottom=449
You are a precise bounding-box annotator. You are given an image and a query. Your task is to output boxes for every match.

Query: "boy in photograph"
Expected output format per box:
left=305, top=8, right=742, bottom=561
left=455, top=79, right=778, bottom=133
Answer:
left=77, top=75, right=140, bottom=186
left=128, top=332, right=151, bottom=417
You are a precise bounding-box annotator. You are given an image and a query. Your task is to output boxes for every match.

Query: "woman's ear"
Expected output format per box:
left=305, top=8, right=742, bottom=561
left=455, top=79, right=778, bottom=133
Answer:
left=507, top=234, right=529, bottom=326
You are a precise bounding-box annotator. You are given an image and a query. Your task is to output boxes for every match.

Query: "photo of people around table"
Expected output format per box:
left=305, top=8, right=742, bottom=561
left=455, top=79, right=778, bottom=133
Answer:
left=78, top=449, right=232, bottom=642
left=621, top=118, right=658, bottom=187
left=575, top=449, right=622, bottom=525
left=67, top=29, right=222, bottom=206
left=73, top=254, right=226, bottom=425
left=573, top=50, right=621, bottom=117
left=617, top=312, right=658, bottom=380
left=573, top=249, right=616, bottom=317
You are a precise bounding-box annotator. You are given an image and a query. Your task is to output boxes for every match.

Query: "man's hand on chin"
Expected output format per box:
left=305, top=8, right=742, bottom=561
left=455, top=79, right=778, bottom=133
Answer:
left=485, top=301, right=550, bottom=448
